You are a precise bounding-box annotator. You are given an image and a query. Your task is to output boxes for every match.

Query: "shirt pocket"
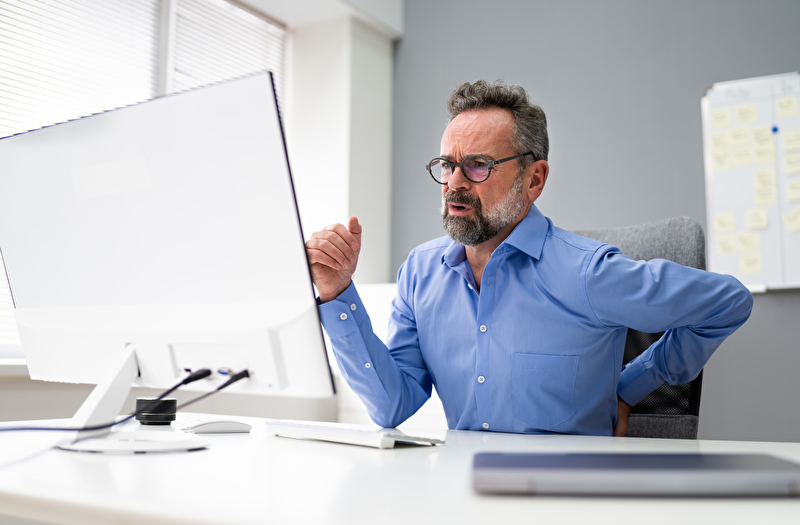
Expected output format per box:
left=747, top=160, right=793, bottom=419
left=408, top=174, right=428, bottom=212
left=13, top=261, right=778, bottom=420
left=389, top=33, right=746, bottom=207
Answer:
left=511, top=353, right=579, bottom=430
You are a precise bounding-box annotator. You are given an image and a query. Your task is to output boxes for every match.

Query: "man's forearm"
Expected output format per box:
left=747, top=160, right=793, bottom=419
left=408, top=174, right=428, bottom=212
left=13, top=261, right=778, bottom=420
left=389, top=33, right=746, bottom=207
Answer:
left=318, top=282, right=432, bottom=427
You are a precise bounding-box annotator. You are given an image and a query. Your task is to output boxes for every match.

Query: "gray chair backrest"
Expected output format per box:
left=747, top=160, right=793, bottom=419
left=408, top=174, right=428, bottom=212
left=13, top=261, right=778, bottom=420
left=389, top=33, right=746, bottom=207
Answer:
left=571, top=216, right=706, bottom=439
left=571, top=216, right=706, bottom=271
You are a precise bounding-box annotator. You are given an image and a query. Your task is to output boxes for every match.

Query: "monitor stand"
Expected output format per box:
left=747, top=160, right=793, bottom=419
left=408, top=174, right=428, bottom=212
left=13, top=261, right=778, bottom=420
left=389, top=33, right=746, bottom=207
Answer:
left=56, top=344, right=209, bottom=453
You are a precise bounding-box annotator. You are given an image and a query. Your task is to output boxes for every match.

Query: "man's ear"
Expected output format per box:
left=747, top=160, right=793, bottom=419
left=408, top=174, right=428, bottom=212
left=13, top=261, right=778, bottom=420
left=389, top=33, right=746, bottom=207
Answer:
left=525, top=160, right=549, bottom=202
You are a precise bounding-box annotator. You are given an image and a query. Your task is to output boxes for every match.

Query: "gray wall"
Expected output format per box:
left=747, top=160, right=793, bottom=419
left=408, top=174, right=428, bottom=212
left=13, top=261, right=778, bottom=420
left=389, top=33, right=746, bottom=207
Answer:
left=391, top=0, right=800, bottom=441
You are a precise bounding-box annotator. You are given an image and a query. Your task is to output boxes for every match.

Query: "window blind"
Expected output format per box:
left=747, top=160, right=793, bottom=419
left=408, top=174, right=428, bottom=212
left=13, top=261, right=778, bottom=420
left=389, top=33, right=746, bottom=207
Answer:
left=173, top=0, right=285, bottom=96
left=0, top=0, right=160, bottom=138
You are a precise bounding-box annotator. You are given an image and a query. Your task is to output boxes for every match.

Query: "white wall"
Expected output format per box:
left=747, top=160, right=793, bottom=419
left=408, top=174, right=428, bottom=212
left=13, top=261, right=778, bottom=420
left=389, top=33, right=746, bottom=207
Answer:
left=244, top=0, right=403, bottom=39
left=287, top=16, right=394, bottom=283
left=248, top=0, right=399, bottom=283
left=285, top=18, right=351, bottom=238
left=347, top=18, right=393, bottom=284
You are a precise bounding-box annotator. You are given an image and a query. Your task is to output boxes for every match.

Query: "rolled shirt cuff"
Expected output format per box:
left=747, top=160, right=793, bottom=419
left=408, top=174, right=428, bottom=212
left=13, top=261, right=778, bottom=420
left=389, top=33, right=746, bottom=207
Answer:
left=617, top=358, right=665, bottom=406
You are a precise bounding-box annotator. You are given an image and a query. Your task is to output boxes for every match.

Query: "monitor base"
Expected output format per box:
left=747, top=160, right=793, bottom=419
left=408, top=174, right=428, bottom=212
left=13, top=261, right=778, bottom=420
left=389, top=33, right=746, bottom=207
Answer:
left=57, top=430, right=209, bottom=453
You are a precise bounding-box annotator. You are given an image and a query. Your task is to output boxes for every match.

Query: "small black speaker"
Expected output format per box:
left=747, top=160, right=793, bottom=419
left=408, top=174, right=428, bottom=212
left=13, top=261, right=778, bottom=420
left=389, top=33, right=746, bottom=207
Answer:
left=135, top=398, right=177, bottom=425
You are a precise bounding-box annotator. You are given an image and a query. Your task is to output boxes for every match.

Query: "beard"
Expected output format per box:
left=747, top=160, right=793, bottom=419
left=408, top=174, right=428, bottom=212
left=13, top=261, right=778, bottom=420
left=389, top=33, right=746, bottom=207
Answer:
left=441, top=173, right=529, bottom=246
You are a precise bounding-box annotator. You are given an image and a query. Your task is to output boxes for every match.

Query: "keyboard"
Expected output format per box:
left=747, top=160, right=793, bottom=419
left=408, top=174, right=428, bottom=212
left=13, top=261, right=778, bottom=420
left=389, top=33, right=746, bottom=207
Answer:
left=264, top=419, right=446, bottom=449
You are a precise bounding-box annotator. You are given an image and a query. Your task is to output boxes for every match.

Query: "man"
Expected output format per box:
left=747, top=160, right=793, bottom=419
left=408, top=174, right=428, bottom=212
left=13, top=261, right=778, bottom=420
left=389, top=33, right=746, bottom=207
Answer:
left=306, top=80, right=752, bottom=436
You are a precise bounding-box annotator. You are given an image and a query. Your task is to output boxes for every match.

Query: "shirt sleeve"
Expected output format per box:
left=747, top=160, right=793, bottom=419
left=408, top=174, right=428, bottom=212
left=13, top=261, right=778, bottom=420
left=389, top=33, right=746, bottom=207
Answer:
left=582, top=247, right=753, bottom=406
left=318, top=280, right=432, bottom=428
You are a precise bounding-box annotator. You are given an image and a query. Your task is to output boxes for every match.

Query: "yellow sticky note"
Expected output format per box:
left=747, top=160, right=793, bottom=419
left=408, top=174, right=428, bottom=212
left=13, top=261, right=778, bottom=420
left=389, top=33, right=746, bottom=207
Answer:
left=776, top=96, right=799, bottom=118
left=733, top=146, right=753, bottom=166
left=739, top=231, right=760, bottom=252
left=755, top=144, right=775, bottom=164
left=745, top=208, right=769, bottom=230
left=740, top=253, right=763, bottom=274
left=730, top=128, right=752, bottom=145
left=737, top=103, right=758, bottom=124
left=754, top=168, right=777, bottom=188
left=784, top=208, right=800, bottom=233
left=786, top=153, right=800, bottom=175
left=784, top=129, right=800, bottom=151
left=788, top=179, right=800, bottom=202
left=712, top=108, right=732, bottom=127
left=711, top=133, right=729, bottom=150
left=753, top=126, right=773, bottom=145
left=716, top=235, right=738, bottom=255
left=712, top=150, right=731, bottom=171
left=754, top=185, right=777, bottom=205
left=714, top=212, right=736, bottom=232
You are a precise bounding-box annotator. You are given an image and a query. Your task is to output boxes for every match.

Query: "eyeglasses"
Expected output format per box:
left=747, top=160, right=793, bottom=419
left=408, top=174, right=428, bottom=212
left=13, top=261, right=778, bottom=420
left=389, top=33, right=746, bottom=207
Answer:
left=426, top=152, right=534, bottom=184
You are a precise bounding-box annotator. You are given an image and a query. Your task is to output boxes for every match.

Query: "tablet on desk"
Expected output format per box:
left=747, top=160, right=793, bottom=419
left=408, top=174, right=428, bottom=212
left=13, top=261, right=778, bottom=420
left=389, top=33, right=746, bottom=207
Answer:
left=472, top=452, right=800, bottom=497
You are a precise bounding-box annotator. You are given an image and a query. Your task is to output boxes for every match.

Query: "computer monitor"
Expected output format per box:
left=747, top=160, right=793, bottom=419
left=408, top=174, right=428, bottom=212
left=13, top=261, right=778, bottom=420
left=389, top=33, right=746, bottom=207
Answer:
left=0, top=72, right=335, bottom=452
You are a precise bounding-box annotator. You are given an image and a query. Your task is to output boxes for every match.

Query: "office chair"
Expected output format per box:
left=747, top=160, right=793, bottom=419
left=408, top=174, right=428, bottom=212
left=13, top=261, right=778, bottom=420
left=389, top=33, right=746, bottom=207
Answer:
left=571, top=216, right=706, bottom=439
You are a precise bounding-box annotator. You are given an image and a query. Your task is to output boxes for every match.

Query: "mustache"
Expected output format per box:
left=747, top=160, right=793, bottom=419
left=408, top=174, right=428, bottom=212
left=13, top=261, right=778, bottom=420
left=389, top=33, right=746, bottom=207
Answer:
left=444, top=190, right=481, bottom=208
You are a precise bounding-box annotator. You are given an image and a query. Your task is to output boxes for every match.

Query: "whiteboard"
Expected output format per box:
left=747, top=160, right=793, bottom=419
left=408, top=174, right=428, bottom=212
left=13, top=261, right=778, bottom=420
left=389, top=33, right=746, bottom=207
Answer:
left=702, top=71, right=800, bottom=289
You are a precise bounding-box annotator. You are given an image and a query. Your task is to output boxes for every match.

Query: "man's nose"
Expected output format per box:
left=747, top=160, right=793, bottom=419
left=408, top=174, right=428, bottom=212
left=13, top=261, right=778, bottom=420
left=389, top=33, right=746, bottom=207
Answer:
left=447, top=165, right=471, bottom=190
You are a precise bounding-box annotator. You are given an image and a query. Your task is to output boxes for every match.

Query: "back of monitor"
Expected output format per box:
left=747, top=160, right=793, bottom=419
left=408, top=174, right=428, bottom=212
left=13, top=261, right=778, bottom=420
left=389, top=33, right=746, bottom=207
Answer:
left=0, top=72, right=334, bottom=403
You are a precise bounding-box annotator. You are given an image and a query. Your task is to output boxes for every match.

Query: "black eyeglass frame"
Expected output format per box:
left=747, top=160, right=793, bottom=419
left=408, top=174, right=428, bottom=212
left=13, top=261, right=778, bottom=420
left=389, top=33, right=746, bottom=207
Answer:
left=426, top=151, right=535, bottom=185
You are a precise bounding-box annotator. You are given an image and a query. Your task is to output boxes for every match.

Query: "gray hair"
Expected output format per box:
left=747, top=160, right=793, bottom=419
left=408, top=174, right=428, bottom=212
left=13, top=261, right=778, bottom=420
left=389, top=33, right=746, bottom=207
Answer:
left=446, top=80, right=549, bottom=169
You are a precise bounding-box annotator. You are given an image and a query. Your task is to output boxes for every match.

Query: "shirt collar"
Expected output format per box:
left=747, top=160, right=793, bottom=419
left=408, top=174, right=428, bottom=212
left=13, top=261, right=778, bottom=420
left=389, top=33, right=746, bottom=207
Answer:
left=441, top=204, right=549, bottom=267
left=442, top=238, right=466, bottom=267
left=502, top=204, right=548, bottom=260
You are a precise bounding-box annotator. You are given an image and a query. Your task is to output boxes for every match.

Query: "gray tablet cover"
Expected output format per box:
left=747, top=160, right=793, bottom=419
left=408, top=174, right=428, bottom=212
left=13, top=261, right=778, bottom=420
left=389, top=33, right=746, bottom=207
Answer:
left=473, top=452, right=800, bottom=496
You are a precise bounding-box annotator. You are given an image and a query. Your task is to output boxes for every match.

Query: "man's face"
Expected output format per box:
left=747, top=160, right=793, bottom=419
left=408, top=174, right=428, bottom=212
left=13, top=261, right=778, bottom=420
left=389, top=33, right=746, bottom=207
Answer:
left=440, top=108, right=530, bottom=246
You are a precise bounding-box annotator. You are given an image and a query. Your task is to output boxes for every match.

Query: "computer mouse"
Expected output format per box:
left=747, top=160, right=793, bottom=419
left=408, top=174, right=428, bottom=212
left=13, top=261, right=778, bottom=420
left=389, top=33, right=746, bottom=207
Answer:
left=179, top=416, right=253, bottom=434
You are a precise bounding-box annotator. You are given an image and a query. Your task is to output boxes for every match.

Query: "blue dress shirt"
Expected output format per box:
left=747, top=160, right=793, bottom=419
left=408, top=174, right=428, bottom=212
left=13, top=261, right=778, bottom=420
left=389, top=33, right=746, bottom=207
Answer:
left=319, top=205, right=753, bottom=435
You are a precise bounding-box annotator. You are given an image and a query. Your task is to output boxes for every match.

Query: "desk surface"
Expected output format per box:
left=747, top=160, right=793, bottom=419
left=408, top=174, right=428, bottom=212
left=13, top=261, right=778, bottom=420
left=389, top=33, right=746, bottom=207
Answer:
left=1, top=415, right=799, bottom=525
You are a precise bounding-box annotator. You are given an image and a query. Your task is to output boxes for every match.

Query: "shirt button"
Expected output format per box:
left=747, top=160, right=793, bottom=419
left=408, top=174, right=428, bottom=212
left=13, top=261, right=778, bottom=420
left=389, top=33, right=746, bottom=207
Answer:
left=350, top=303, right=357, bottom=311
left=365, top=363, right=371, bottom=369
left=477, top=375, right=485, bottom=384
left=339, top=313, right=348, bottom=320
left=482, top=422, right=489, bottom=429
left=479, top=325, right=487, bottom=333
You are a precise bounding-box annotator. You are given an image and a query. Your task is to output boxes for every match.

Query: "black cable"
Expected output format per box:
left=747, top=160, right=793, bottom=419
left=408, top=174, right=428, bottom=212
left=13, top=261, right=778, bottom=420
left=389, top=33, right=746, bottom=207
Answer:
left=175, top=369, right=251, bottom=412
left=0, top=369, right=214, bottom=433
left=109, top=368, right=214, bottom=428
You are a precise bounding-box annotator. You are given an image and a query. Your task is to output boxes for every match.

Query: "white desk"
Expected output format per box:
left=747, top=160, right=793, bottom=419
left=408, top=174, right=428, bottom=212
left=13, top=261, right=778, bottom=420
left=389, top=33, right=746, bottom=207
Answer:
left=1, top=415, right=799, bottom=525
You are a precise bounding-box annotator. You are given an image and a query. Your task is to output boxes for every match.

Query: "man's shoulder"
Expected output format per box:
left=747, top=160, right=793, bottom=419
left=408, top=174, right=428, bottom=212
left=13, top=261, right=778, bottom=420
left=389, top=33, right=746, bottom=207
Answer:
left=545, top=222, right=610, bottom=256
left=395, top=236, right=453, bottom=288
left=397, top=235, right=456, bottom=278
left=409, top=235, right=453, bottom=257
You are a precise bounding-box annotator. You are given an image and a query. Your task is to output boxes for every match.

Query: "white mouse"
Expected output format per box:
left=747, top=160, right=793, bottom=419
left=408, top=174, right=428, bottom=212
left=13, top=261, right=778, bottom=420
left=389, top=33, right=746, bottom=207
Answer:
left=180, top=416, right=252, bottom=434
